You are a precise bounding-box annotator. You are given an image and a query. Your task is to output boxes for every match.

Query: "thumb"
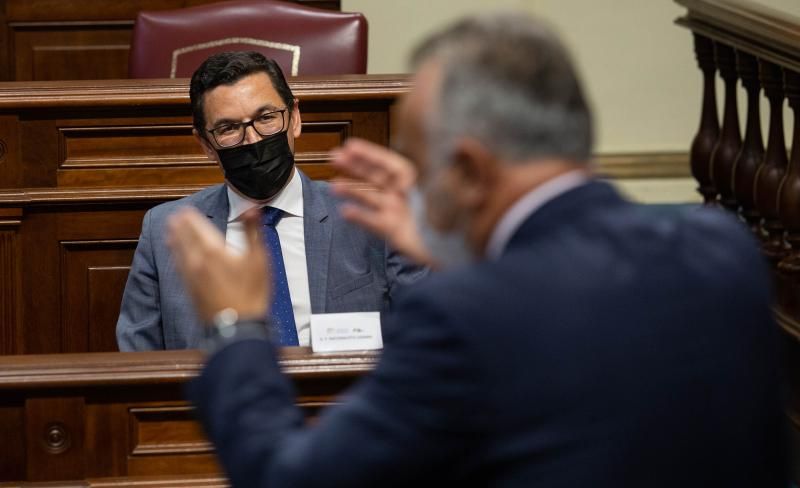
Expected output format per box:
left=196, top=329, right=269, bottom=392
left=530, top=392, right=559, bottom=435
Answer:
left=242, top=208, right=266, bottom=262
left=241, top=208, right=272, bottom=315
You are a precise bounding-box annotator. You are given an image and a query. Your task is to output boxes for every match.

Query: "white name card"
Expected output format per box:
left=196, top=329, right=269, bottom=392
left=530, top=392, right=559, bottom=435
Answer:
left=310, top=312, right=383, bottom=353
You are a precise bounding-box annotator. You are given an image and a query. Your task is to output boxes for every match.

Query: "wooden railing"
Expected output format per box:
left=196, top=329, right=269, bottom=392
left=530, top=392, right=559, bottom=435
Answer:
left=0, top=348, right=377, bottom=485
left=675, top=0, right=800, bottom=480
left=675, top=0, right=800, bottom=319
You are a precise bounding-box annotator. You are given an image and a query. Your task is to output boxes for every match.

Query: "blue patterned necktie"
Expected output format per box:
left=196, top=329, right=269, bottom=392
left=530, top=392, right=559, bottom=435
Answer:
left=261, top=207, right=299, bottom=346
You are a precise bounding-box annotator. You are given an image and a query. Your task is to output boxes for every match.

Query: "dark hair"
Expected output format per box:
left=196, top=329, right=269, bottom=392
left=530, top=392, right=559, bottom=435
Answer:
left=411, top=13, right=593, bottom=164
left=189, top=51, right=296, bottom=136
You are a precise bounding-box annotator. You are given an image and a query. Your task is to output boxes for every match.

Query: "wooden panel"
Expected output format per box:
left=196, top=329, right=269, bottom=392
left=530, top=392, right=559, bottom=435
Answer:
left=20, top=208, right=151, bottom=354
left=127, top=405, right=218, bottom=477
left=19, top=210, right=60, bottom=354
left=88, top=266, right=135, bottom=352
left=25, top=397, right=86, bottom=482
left=295, top=103, right=389, bottom=180
left=60, top=125, right=206, bottom=169
left=0, top=348, right=374, bottom=484
left=84, top=402, right=129, bottom=478
left=0, top=404, right=25, bottom=481
left=127, top=453, right=220, bottom=478
left=60, top=240, right=136, bottom=353
left=130, top=406, right=210, bottom=456
left=298, top=120, right=352, bottom=150
left=57, top=124, right=213, bottom=187
left=21, top=118, right=60, bottom=188
left=0, top=115, right=22, bottom=188
left=0, top=1, right=9, bottom=86
left=0, top=209, right=22, bottom=355
left=54, top=116, right=216, bottom=188
left=295, top=117, right=351, bottom=179
left=11, top=23, right=132, bottom=81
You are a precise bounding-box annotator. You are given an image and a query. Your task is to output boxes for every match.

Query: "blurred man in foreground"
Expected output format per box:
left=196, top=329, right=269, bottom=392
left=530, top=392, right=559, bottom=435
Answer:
left=167, top=12, right=785, bottom=487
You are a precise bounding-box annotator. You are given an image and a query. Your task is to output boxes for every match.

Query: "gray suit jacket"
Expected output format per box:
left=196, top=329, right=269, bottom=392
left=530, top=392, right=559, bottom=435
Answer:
left=117, top=172, right=426, bottom=351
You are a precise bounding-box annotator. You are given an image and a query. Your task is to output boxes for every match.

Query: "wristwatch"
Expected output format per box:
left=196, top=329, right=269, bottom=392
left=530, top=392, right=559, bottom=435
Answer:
left=211, top=307, right=240, bottom=338
left=204, top=308, right=270, bottom=353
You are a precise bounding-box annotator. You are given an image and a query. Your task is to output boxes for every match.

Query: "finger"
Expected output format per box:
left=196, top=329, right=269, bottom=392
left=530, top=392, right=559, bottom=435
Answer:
left=171, top=206, right=226, bottom=252
left=240, top=207, right=271, bottom=311
left=241, top=208, right=266, bottom=264
left=341, top=137, right=394, bottom=160
left=343, top=137, right=410, bottom=172
left=331, top=184, right=385, bottom=210
left=340, top=138, right=417, bottom=189
left=328, top=148, right=343, bottom=161
left=330, top=150, right=386, bottom=185
left=331, top=140, right=398, bottom=187
left=167, top=207, right=211, bottom=272
left=329, top=177, right=371, bottom=191
left=166, top=209, right=216, bottom=317
left=339, top=203, right=391, bottom=236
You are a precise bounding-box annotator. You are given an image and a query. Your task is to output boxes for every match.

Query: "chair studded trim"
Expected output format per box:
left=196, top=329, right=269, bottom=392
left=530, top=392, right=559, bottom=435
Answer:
left=171, top=37, right=302, bottom=77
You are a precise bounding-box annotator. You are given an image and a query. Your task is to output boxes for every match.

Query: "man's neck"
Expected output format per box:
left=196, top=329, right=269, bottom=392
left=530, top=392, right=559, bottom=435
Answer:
left=471, top=160, right=591, bottom=255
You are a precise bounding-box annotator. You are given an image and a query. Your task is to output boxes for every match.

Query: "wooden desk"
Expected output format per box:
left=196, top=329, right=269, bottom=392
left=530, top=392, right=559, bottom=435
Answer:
left=0, top=75, right=411, bottom=354
left=0, top=348, right=377, bottom=485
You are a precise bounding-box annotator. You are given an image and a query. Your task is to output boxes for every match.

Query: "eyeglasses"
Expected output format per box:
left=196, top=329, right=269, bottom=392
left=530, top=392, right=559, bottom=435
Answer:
left=207, top=108, right=288, bottom=148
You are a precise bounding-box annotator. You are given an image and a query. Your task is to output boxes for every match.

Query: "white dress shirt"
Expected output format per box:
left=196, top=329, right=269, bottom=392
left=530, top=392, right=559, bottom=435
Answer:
left=225, top=168, right=313, bottom=346
left=486, top=170, right=589, bottom=260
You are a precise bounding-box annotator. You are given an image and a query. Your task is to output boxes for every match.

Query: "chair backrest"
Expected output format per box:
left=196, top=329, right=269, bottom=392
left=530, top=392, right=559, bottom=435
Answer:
left=128, top=0, right=368, bottom=78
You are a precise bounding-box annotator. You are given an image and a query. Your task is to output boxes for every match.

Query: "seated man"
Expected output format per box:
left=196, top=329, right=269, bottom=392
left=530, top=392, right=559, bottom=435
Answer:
left=117, top=51, right=425, bottom=350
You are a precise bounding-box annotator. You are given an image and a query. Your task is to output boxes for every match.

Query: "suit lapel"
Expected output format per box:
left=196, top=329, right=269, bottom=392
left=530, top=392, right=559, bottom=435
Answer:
left=194, top=184, right=230, bottom=234
left=300, top=172, right=331, bottom=313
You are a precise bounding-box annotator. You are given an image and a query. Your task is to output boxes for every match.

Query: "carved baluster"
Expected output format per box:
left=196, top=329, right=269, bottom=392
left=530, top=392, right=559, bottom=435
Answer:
left=690, top=34, right=720, bottom=203
left=754, top=61, right=789, bottom=261
left=710, top=43, right=742, bottom=210
left=732, top=51, right=765, bottom=232
left=778, top=70, right=800, bottom=273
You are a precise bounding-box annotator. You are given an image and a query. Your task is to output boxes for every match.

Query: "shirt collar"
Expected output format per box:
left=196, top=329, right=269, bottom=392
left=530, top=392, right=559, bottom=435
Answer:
left=486, top=170, right=589, bottom=259
left=227, top=167, right=304, bottom=222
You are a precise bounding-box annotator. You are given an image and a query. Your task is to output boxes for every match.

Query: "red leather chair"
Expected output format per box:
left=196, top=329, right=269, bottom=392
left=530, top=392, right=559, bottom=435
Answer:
left=128, top=0, right=368, bottom=78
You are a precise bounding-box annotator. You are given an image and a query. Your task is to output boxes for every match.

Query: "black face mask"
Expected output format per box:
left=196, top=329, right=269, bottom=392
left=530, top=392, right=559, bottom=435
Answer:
left=216, top=130, right=295, bottom=201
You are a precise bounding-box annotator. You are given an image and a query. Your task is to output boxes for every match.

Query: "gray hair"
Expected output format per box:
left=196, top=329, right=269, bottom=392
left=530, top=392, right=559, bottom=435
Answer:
left=411, top=12, right=593, bottom=166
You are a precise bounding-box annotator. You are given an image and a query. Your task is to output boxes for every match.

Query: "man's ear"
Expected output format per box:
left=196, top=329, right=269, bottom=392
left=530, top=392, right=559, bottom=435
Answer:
left=447, top=137, right=498, bottom=211
left=194, top=129, right=223, bottom=171
left=290, top=98, right=302, bottom=138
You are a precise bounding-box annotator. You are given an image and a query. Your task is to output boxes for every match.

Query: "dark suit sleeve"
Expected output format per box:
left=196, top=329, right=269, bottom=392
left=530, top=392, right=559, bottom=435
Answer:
left=384, top=242, right=429, bottom=307
left=116, top=209, right=165, bottom=351
left=189, top=292, right=484, bottom=487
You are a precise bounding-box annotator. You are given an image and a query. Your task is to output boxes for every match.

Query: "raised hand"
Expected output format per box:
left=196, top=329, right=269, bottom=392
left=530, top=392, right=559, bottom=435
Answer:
left=167, top=206, right=271, bottom=323
left=330, top=138, right=435, bottom=266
